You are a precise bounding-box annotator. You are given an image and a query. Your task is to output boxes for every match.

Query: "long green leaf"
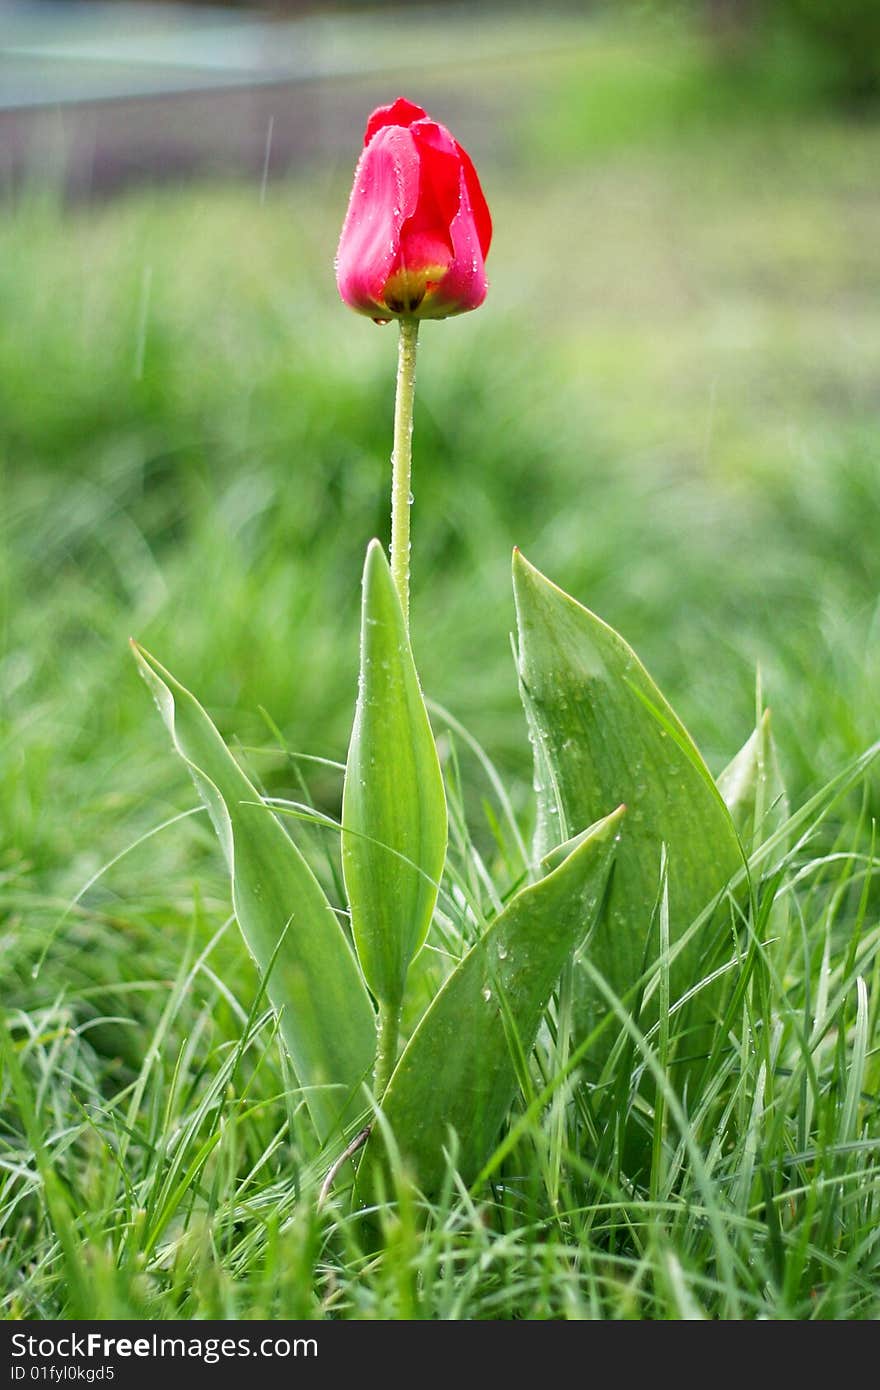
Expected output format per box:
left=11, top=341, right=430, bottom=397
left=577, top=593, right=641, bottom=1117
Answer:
left=364, top=805, right=624, bottom=1195
left=342, top=540, right=447, bottom=1007
left=512, top=551, right=743, bottom=1078
left=132, top=643, right=376, bottom=1142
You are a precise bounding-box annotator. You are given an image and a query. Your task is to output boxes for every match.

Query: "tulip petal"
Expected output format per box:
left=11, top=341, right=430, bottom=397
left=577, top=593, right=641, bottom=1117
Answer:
left=364, top=97, right=427, bottom=146
left=389, top=119, right=487, bottom=320
left=455, top=141, right=492, bottom=260
left=408, top=162, right=487, bottom=320
left=382, top=121, right=462, bottom=312
left=336, top=99, right=492, bottom=322
left=336, top=125, right=421, bottom=318
left=406, top=121, right=461, bottom=247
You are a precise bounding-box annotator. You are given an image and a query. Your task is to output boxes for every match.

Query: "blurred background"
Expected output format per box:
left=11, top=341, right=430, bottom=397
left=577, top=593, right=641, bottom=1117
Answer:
left=2, top=0, right=879, bottom=964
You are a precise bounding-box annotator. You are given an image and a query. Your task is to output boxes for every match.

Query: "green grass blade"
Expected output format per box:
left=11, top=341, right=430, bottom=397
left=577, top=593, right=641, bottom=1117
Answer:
left=131, top=642, right=376, bottom=1142
left=0, top=1012, right=92, bottom=1318
left=512, top=550, right=743, bottom=1082
left=840, top=976, right=869, bottom=1148
left=342, top=539, right=448, bottom=1008
left=365, top=805, right=624, bottom=1195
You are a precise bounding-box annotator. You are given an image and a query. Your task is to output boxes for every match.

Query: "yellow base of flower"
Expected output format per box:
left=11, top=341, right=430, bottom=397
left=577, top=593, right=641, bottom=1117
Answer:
left=381, top=264, right=449, bottom=317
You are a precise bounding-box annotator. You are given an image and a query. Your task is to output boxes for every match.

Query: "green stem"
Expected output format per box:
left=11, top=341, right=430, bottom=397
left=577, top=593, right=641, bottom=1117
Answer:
left=373, top=998, right=403, bottom=1099
left=390, top=318, right=419, bottom=628
left=373, top=321, right=419, bottom=1099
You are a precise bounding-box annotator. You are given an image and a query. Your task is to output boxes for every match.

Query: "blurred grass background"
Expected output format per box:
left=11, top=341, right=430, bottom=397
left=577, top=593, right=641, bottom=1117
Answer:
left=2, top=0, right=879, bottom=1121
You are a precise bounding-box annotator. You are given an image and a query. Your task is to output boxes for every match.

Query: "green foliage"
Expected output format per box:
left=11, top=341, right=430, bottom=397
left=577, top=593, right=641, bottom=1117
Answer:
left=131, top=548, right=627, bottom=1200
left=718, top=707, right=790, bottom=854
left=2, top=734, right=878, bottom=1318
left=131, top=644, right=376, bottom=1142
left=342, top=541, right=447, bottom=1010
left=368, top=807, right=623, bottom=1196
left=513, top=551, right=743, bottom=1089
left=131, top=564, right=623, bottom=1198
left=778, top=0, right=880, bottom=104
left=2, top=17, right=879, bottom=1319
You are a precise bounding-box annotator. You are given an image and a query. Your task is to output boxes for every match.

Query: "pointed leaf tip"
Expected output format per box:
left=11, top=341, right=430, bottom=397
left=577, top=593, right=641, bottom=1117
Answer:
left=363, top=536, right=393, bottom=590
left=539, top=804, right=625, bottom=875
left=718, top=706, right=789, bottom=853
left=130, top=640, right=178, bottom=691
left=511, top=546, right=535, bottom=579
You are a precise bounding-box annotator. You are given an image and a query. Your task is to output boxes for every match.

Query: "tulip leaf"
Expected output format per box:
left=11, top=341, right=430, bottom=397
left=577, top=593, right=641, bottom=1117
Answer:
left=342, top=540, right=448, bottom=1008
left=512, top=551, right=744, bottom=1077
left=132, top=643, right=376, bottom=1142
left=364, top=806, right=624, bottom=1196
left=718, top=708, right=790, bottom=854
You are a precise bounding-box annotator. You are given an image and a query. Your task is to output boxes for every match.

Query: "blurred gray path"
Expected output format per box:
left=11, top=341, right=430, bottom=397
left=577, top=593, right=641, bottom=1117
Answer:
left=0, top=1, right=584, bottom=195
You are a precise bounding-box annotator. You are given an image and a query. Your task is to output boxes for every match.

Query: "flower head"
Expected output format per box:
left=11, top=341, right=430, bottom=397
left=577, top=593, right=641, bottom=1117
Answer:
left=336, top=98, right=492, bottom=323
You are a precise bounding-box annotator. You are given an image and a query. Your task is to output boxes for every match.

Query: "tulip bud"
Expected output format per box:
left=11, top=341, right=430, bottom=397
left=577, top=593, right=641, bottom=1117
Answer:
left=336, top=97, right=492, bottom=323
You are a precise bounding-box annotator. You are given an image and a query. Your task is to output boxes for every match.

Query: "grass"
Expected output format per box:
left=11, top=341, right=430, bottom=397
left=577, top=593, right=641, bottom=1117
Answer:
left=1, top=13, right=879, bottom=1319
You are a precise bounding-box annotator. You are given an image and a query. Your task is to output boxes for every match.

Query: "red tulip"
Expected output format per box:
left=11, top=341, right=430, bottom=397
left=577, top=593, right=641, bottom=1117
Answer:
left=336, top=98, right=492, bottom=323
